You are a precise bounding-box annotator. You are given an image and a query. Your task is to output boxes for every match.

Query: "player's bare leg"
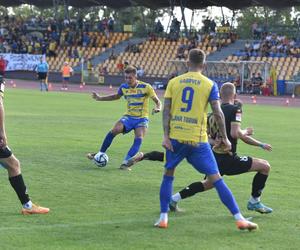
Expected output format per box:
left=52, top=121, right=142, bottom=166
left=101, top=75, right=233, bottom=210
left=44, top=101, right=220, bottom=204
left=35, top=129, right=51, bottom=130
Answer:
left=1, top=154, right=49, bottom=215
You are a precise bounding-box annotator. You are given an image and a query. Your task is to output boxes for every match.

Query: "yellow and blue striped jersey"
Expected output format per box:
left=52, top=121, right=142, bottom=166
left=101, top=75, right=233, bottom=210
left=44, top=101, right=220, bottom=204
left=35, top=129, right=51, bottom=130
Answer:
left=118, top=81, right=157, bottom=118
left=164, top=71, right=219, bottom=143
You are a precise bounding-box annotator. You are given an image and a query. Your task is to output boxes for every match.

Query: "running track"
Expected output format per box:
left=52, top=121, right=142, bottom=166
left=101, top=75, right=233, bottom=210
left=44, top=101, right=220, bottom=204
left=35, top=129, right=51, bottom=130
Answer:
left=6, top=79, right=300, bottom=107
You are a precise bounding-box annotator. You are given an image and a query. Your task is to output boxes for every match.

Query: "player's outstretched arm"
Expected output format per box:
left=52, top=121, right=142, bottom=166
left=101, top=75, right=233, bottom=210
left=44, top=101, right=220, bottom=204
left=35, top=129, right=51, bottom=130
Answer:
left=91, top=91, right=121, bottom=101
left=151, top=95, right=162, bottom=114
left=231, top=123, right=272, bottom=151
left=210, top=100, right=231, bottom=152
left=240, top=134, right=272, bottom=151
left=162, top=98, right=173, bottom=152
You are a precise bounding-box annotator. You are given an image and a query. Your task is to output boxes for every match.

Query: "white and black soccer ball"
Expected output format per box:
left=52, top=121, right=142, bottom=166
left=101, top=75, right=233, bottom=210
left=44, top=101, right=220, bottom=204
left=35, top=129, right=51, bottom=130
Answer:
left=93, top=152, right=109, bottom=167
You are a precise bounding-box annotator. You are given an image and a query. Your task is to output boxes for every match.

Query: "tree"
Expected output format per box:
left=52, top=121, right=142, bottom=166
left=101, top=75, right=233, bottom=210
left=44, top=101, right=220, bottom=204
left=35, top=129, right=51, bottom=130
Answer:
left=236, top=7, right=298, bottom=39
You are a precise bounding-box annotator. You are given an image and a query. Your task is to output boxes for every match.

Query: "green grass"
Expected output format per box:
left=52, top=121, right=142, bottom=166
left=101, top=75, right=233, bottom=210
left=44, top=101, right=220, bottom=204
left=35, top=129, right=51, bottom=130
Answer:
left=1, top=88, right=300, bottom=250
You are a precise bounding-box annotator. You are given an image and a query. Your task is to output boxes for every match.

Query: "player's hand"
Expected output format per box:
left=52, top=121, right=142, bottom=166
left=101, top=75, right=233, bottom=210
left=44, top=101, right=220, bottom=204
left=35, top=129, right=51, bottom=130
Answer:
left=152, top=108, right=161, bottom=115
left=221, top=138, right=232, bottom=152
left=245, top=127, right=254, bottom=136
left=162, top=136, right=173, bottom=152
left=0, top=131, right=7, bottom=149
left=92, top=91, right=100, bottom=101
left=213, top=136, right=222, bottom=147
left=261, top=143, right=272, bottom=152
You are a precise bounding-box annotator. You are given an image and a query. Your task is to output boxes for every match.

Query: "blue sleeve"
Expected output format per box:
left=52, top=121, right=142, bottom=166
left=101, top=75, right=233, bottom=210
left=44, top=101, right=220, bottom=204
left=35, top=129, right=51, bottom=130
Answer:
left=117, top=85, right=124, bottom=96
left=208, top=82, right=220, bottom=101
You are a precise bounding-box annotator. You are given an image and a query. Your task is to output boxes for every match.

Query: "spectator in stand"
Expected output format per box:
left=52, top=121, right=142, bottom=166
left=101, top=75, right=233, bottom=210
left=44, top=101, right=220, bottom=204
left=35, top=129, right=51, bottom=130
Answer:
left=116, top=61, right=124, bottom=73
left=252, top=22, right=258, bottom=39
left=203, top=17, right=210, bottom=33
left=82, top=32, right=90, bottom=47
left=124, top=61, right=129, bottom=70
left=155, top=20, right=164, bottom=35
left=0, top=56, right=7, bottom=76
left=188, top=40, right=197, bottom=51
left=87, top=58, right=93, bottom=76
left=48, top=39, right=56, bottom=57
left=210, top=19, right=216, bottom=33
left=108, top=17, right=114, bottom=32
left=99, top=65, right=107, bottom=76
left=253, top=72, right=263, bottom=94
left=169, top=18, right=180, bottom=41
left=61, top=62, right=73, bottom=91
left=176, top=44, right=185, bottom=59
left=137, top=66, right=144, bottom=77
left=109, top=49, right=117, bottom=60
left=73, top=47, right=79, bottom=58
left=104, top=26, right=110, bottom=39
left=244, top=40, right=251, bottom=52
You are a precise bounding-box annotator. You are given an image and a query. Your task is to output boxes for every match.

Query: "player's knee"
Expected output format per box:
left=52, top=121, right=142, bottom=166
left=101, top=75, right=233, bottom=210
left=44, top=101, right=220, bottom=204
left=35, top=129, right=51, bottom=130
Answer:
left=260, top=160, right=271, bottom=175
left=111, top=127, right=122, bottom=135
left=8, top=158, right=21, bottom=174
left=202, top=180, right=214, bottom=190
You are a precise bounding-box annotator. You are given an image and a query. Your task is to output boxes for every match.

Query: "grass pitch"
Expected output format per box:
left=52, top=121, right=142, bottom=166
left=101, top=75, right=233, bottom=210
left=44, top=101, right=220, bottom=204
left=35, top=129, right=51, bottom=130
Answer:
left=1, top=88, right=300, bottom=250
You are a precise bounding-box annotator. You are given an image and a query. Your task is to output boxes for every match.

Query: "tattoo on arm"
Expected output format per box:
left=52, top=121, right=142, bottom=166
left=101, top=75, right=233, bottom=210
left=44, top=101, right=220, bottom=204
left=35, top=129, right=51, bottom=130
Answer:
left=163, top=98, right=172, bottom=136
left=210, top=100, right=227, bottom=139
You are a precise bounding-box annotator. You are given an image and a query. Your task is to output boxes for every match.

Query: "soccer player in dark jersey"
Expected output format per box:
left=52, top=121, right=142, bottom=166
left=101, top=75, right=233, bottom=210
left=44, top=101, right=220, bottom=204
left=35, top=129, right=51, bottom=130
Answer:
left=170, top=82, right=272, bottom=213
left=0, top=75, right=49, bottom=215
left=127, top=82, right=272, bottom=214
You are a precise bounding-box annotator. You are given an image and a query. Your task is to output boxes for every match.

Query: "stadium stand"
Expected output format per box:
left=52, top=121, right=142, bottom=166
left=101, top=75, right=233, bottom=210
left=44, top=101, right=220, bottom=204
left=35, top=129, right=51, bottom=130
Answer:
left=0, top=16, right=132, bottom=72
left=99, top=34, right=234, bottom=77
left=46, top=32, right=132, bottom=72
left=226, top=34, right=300, bottom=81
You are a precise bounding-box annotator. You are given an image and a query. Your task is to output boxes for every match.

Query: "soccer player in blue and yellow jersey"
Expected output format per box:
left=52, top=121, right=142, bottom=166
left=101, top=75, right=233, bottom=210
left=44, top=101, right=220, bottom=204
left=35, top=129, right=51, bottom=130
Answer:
left=155, top=48, right=258, bottom=230
left=0, top=72, right=49, bottom=215
left=89, top=66, right=161, bottom=169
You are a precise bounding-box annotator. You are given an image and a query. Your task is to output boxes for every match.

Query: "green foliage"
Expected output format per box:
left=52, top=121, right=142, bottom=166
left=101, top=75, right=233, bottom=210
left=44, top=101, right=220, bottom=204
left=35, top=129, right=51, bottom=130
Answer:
left=5, top=4, right=168, bottom=36
left=1, top=88, right=300, bottom=249
left=236, top=7, right=298, bottom=38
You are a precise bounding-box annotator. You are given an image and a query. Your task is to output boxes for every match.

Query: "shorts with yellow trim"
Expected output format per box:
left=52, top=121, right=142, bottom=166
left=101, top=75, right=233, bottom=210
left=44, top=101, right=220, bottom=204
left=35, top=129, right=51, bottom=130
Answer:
left=165, top=139, right=219, bottom=175
left=119, top=115, right=149, bottom=134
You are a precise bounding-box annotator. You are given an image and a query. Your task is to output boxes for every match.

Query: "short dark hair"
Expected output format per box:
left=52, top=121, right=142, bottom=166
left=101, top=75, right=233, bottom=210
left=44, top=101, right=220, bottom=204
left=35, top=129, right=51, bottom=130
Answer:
left=124, top=65, right=137, bottom=75
left=188, top=48, right=206, bottom=66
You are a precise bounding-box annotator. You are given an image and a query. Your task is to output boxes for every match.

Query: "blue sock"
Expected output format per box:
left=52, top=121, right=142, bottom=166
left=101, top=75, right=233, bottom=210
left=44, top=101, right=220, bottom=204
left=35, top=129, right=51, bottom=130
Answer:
left=160, top=175, right=174, bottom=213
left=100, top=131, right=115, bottom=152
left=214, top=179, right=239, bottom=215
left=125, top=138, right=142, bottom=160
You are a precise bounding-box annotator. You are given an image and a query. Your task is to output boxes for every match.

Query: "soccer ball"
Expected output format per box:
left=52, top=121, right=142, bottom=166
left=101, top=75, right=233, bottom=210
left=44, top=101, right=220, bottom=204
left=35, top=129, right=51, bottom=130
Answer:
left=93, top=152, right=109, bottom=167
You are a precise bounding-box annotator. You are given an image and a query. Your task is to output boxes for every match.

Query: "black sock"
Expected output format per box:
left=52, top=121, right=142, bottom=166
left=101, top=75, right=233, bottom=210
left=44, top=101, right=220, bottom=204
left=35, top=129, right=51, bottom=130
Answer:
left=251, top=173, right=268, bottom=198
left=143, top=151, right=164, bottom=161
left=9, top=174, right=30, bottom=205
left=179, top=182, right=205, bottom=199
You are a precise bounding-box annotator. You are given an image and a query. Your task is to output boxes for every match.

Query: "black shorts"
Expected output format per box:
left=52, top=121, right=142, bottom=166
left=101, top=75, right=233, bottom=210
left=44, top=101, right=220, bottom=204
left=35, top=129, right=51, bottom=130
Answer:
left=214, top=152, right=253, bottom=176
left=38, top=72, right=47, bottom=80
left=0, top=146, right=12, bottom=158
